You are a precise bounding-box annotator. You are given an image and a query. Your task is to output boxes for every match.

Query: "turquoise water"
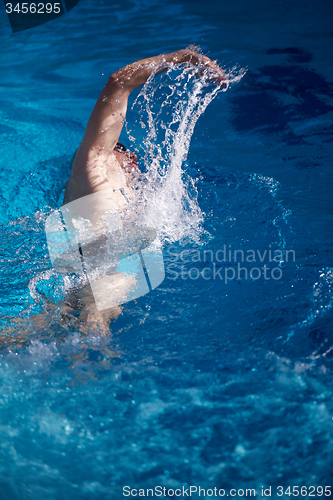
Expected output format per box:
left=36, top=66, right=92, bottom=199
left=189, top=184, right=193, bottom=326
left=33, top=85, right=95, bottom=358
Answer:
left=0, top=0, right=333, bottom=498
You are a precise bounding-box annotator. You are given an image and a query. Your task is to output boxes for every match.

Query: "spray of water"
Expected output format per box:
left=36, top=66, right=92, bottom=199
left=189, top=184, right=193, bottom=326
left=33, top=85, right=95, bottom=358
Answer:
left=125, top=59, right=246, bottom=243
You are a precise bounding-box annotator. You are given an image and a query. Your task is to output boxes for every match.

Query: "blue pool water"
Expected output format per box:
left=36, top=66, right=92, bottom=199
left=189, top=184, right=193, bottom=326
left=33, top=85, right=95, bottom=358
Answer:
left=0, top=0, right=333, bottom=498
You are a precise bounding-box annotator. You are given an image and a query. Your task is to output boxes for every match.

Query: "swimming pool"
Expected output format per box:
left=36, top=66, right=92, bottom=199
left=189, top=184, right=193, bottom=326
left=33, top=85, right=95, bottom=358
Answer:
left=0, top=0, right=332, bottom=498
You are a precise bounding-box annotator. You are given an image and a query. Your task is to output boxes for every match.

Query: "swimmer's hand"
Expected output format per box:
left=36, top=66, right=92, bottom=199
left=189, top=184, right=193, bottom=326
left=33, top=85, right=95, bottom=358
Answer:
left=173, top=47, right=227, bottom=86
left=66, top=47, right=226, bottom=204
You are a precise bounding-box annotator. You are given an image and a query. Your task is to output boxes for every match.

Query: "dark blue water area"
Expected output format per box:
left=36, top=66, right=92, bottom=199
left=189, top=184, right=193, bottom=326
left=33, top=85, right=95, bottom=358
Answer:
left=0, top=0, right=333, bottom=498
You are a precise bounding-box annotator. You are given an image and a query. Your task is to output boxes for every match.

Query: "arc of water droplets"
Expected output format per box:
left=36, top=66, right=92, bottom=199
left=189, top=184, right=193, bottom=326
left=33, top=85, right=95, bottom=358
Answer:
left=125, top=62, right=245, bottom=243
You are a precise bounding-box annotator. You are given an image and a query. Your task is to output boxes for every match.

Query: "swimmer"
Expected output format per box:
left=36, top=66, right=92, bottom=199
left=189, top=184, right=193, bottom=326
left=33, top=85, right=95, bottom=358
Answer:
left=60, top=48, right=226, bottom=332
left=1, top=49, right=226, bottom=348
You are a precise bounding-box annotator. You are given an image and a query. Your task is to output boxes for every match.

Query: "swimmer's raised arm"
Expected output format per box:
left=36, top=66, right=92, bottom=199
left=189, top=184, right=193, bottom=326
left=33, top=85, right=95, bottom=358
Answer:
left=73, top=48, right=225, bottom=161
left=65, top=48, right=225, bottom=203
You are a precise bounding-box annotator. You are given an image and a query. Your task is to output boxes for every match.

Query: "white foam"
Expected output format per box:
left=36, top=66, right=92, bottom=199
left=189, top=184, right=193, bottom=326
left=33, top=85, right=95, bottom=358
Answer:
left=126, top=61, right=246, bottom=243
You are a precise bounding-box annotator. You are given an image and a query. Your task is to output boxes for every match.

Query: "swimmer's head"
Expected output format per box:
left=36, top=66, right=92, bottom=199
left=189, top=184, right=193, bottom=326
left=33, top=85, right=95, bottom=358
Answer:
left=113, top=141, right=139, bottom=173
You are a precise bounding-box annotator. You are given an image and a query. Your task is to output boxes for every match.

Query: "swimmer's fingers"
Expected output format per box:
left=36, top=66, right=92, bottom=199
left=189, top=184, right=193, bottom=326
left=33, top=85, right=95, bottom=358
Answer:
left=198, top=62, right=227, bottom=86
left=193, top=61, right=227, bottom=86
left=181, top=49, right=227, bottom=86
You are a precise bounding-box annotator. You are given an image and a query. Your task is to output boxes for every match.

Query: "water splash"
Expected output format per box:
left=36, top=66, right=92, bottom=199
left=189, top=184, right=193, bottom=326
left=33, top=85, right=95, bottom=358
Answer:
left=125, top=60, right=246, bottom=243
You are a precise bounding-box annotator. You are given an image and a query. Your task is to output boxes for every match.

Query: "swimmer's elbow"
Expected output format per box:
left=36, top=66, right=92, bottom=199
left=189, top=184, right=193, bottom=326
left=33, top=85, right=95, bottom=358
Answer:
left=105, top=74, right=132, bottom=98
